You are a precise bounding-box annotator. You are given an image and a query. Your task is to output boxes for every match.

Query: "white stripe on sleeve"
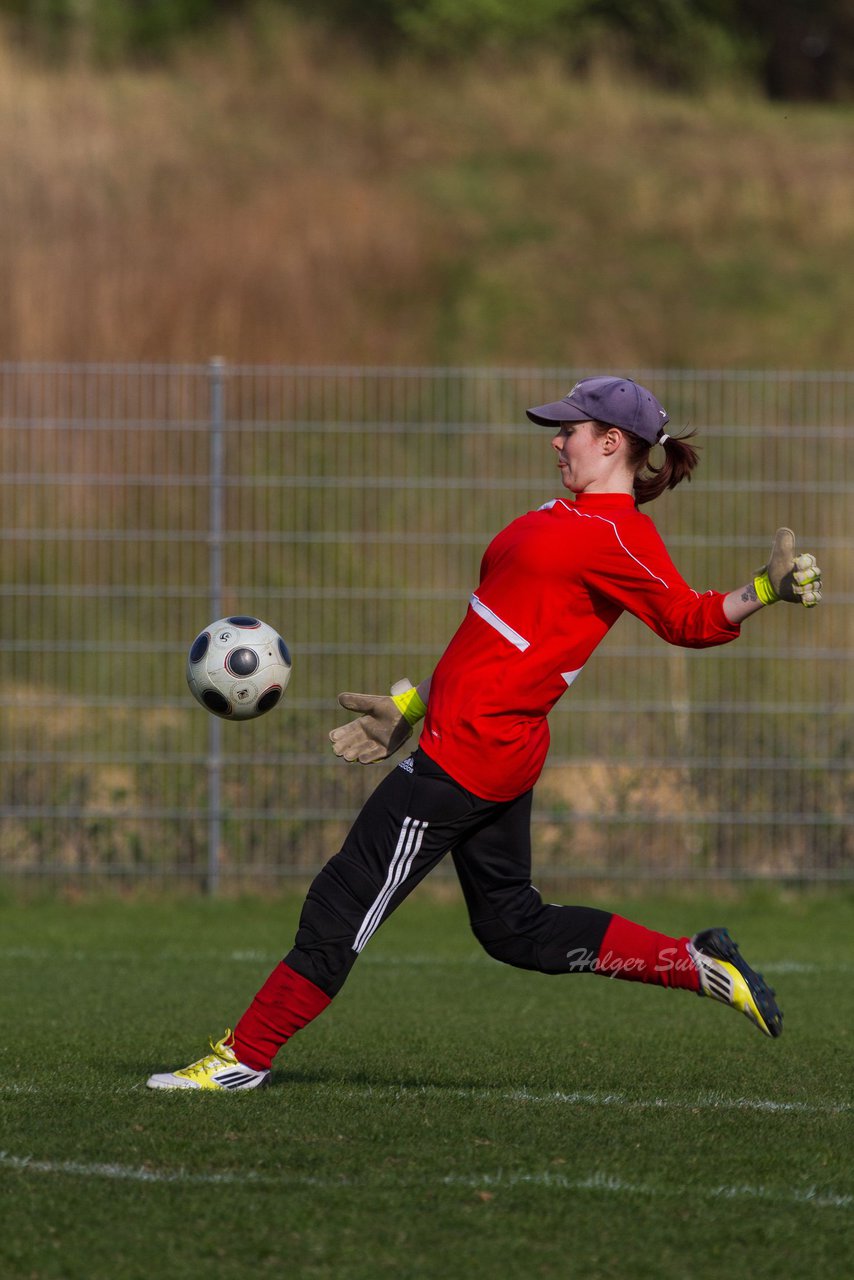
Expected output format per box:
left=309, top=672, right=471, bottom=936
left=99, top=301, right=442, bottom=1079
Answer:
left=469, top=593, right=531, bottom=652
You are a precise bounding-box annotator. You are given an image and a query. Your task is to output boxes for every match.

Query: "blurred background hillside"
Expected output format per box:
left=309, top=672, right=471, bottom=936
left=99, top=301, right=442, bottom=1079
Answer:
left=3, top=0, right=854, bottom=367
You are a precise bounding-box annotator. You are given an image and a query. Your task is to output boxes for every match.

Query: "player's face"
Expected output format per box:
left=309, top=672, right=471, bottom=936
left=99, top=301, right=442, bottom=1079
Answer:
left=551, top=421, right=610, bottom=493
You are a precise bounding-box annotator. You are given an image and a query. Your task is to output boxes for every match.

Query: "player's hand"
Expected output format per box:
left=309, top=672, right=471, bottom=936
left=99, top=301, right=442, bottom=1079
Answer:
left=755, top=528, right=822, bottom=607
left=329, top=680, right=425, bottom=764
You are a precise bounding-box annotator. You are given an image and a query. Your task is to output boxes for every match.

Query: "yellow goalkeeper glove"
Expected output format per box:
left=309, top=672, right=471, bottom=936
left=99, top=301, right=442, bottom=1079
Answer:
left=754, top=528, right=822, bottom=607
left=329, top=679, right=427, bottom=764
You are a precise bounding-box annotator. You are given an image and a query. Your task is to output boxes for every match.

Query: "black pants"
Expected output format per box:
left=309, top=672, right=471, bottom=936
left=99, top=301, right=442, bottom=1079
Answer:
left=285, top=748, right=612, bottom=997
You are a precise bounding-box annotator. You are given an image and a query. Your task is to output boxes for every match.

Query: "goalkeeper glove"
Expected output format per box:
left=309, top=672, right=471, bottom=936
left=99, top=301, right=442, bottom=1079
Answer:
left=329, top=678, right=427, bottom=764
left=753, top=528, right=822, bottom=607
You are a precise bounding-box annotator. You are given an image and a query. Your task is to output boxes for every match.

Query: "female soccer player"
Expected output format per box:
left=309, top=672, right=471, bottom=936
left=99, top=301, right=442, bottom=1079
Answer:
left=148, top=375, right=822, bottom=1090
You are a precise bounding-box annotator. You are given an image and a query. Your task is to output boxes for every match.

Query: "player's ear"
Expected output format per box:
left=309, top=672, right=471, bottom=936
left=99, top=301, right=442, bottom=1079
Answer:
left=601, top=428, right=621, bottom=454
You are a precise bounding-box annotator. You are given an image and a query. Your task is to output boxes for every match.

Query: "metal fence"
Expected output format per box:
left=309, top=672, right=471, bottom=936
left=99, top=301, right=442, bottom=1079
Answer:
left=1, top=363, right=851, bottom=888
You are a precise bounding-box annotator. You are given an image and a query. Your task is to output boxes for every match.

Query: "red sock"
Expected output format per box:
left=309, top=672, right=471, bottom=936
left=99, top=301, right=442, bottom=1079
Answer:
left=231, top=963, right=332, bottom=1071
left=594, top=915, right=700, bottom=991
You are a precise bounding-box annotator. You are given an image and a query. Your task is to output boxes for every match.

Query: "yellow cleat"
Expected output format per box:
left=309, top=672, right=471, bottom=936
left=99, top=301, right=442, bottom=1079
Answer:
left=146, top=1030, right=270, bottom=1091
left=688, top=928, right=783, bottom=1038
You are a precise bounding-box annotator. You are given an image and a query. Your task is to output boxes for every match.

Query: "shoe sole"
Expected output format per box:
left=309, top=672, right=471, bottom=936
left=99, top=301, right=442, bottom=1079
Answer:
left=697, top=927, right=783, bottom=1038
left=146, top=1072, right=270, bottom=1091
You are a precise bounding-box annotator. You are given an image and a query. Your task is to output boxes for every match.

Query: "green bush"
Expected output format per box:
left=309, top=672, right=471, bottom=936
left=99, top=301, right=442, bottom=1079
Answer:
left=2, top=0, right=853, bottom=101
left=308, top=0, right=757, bottom=86
left=0, top=0, right=240, bottom=62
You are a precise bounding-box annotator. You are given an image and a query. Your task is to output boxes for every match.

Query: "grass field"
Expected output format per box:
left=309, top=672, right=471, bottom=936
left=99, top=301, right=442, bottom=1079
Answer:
left=2, top=887, right=853, bottom=1279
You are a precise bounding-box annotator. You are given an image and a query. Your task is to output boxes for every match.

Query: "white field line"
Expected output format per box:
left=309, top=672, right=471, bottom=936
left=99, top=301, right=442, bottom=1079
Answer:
left=0, top=1151, right=850, bottom=1209
left=494, top=1088, right=853, bottom=1115
left=1, top=946, right=853, bottom=975
left=336, top=1084, right=853, bottom=1116
left=444, top=1171, right=853, bottom=1210
left=0, top=1153, right=258, bottom=1185
left=0, top=1079, right=850, bottom=1115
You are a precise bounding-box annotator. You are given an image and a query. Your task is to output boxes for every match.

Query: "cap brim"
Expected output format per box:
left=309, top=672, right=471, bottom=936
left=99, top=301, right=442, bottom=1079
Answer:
left=526, top=400, right=591, bottom=426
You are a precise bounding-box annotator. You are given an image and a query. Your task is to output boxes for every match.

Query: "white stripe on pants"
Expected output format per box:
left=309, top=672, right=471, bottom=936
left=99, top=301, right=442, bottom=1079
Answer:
left=352, top=816, right=429, bottom=953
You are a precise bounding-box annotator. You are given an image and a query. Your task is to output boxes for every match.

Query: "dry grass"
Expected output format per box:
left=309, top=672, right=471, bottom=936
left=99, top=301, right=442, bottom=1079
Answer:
left=3, top=18, right=854, bottom=365
left=0, top=23, right=445, bottom=363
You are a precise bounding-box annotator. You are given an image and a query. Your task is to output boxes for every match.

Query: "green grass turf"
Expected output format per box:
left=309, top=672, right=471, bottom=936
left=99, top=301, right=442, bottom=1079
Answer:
left=1, top=887, right=853, bottom=1280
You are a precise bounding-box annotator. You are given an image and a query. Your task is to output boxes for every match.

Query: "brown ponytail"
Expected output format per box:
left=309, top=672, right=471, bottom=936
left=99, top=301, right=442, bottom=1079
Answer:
left=590, top=422, right=700, bottom=505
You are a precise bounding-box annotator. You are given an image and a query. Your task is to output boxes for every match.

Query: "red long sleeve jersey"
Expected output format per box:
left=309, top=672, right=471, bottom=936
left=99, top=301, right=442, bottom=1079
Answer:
left=420, top=491, right=740, bottom=801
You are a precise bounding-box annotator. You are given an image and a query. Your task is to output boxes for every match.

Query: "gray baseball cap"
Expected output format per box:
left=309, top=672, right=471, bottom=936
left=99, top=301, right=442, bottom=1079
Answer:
left=526, top=376, right=670, bottom=444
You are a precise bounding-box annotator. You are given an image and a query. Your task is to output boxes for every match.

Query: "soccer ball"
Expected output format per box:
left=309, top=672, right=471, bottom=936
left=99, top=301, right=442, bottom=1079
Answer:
left=186, top=616, right=292, bottom=720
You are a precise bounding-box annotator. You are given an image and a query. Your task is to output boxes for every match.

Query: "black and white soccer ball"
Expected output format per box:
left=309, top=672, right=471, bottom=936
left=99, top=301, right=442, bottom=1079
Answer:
left=186, top=616, right=292, bottom=720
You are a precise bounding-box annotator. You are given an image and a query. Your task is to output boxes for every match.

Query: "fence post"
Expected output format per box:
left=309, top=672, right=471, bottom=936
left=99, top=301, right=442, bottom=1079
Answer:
left=206, top=357, right=226, bottom=894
